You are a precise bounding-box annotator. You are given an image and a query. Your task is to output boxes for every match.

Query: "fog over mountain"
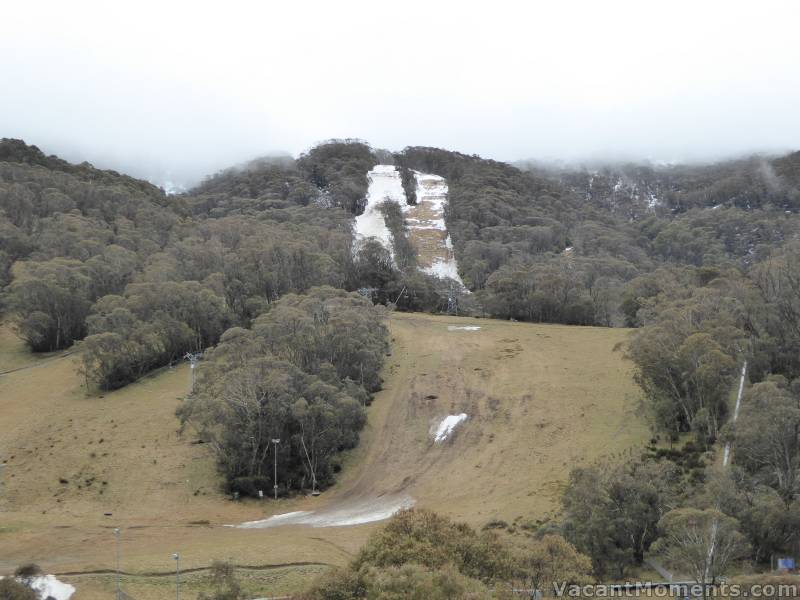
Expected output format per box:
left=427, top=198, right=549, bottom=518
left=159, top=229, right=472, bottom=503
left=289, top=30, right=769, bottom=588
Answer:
left=2, top=0, right=798, bottom=188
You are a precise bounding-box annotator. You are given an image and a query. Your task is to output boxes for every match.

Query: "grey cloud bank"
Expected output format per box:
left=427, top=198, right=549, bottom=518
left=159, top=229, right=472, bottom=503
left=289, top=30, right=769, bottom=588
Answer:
left=1, top=0, right=798, bottom=188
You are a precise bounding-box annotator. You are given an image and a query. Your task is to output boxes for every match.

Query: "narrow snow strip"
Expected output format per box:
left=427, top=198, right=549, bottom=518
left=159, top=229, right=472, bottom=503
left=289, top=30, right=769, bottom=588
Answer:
left=433, top=414, right=468, bottom=442
left=0, top=575, right=76, bottom=600
left=447, top=325, right=480, bottom=331
left=722, top=360, right=748, bottom=467
left=236, top=495, right=415, bottom=529
left=708, top=360, right=748, bottom=582
left=353, top=165, right=407, bottom=261
left=243, top=510, right=313, bottom=527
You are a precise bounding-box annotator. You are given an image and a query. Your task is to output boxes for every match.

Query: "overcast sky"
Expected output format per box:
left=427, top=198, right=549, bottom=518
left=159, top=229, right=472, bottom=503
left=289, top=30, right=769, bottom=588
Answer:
left=2, top=0, right=799, bottom=186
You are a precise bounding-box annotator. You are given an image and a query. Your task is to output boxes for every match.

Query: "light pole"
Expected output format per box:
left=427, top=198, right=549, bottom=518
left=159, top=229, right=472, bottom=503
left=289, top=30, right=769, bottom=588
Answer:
left=271, top=438, right=281, bottom=499
left=114, top=528, right=121, bottom=600
left=172, top=553, right=180, bottom=600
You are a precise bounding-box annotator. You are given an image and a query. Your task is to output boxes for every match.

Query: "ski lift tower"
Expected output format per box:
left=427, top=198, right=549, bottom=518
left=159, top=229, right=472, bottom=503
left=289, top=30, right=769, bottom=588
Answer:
left=447, top=282, right=459, bottom=314
left=357, top=287, right=379, bottom=302
left=183, top=352, right=203, bottom=393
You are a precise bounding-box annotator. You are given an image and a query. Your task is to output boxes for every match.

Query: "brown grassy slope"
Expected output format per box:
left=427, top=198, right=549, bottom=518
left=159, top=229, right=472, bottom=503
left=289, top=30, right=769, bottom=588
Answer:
left=331, top=312, right=647, bottom=523
left=0, top=313, right=647, bottom=598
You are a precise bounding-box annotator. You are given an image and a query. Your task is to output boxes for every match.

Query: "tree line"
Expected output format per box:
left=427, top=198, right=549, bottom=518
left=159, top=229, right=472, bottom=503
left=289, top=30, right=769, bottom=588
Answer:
left=177, top=287, right=388, bottom=496
left=2, top=137, right=799, bottom=513
left=301, top=508, right=593, bottom=599
left=559, top=244, right=800, bottom=578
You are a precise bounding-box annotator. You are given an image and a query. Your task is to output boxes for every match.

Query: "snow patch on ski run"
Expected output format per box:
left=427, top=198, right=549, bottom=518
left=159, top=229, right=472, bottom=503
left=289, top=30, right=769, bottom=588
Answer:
left=432, top=413, right=468, bottom=442
left=353, top=165, right=407, bottom=261
left=236, top=494, right=415, bottom=529
left=403, top=172, right=465, bottom=287
left=0, top=575, right=76, bottom=600
left=447, top=325, right=480, bottom=331
left=353, top=165, right=466, bottom=287
left=406, top=173, right=448, bottom=230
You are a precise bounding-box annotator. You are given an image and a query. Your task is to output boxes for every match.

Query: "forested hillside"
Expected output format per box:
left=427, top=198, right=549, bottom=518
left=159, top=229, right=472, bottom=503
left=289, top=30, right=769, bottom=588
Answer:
left=527, top=153, right=800, bottom=216
left=0, top=138, right=393, bottom=496
left=396, top=147, right=800, bottom=326
left=2, top=137, right=799, bottom=518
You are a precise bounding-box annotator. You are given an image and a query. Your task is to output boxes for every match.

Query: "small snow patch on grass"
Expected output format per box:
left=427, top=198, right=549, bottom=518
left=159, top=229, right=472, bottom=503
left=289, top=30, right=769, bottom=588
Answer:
left=0, top=575, right=76, bottom=600
left=433, top=413, right=468, bottom=442
left=447, top=325, right=481, bottom=331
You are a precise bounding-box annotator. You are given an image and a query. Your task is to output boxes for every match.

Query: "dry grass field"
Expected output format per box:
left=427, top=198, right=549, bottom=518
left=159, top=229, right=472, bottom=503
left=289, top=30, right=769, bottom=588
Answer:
left=0, top=312, right=648, bottom=599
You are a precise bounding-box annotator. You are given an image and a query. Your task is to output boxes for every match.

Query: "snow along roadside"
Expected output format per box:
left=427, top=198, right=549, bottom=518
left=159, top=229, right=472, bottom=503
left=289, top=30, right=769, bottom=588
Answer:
left=235, top=494, right=415, bottom=529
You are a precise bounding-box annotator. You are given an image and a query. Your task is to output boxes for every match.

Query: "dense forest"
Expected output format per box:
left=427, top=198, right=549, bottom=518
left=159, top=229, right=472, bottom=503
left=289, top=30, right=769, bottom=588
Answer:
left=177, top=287, right=388, bottom=495
left=1, top=137, right=799, bottom=542
left=0, top=138, right=394, bottom=495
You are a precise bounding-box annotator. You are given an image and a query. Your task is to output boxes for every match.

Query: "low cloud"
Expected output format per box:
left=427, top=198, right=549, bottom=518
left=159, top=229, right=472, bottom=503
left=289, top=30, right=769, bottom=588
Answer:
left=2, top=0, right=798, bottom=187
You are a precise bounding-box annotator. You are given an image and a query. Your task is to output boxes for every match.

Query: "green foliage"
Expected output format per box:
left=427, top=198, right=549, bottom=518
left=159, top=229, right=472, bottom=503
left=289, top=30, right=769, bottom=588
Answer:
left=300, top=563, right=491, bottom=600
left=0, top=578, right=37, bottom=600
left=562, top=457, right=682, bottom=578
left=378, top=200, right=416, bottom=270
left=4, top=140, right=800, bottom=350
left=752, top=241, right=800, bottom=378
left=396, top=147, right=653, bottom=325
left=398, top=165, right=417, bottom=205
left=217, top=218, right=347, bottom=323
left=387, top=270, right=449, bottom=313
left=192, top=154, right=306, bottom=201
left=80, top=281, right=231, bottom=389
left=653, top=508, right=749, bottom=587
left=178, top=287, right=386, bottom=494
left=361, top=564, right=490, bottom=600
left=700, top=467, right=800, bottom=564
left=297, top=139, right=377, bottom=213
left=300, top=567, right=368, bottom=600
left=198, top=561, right=244, bottom=600
left=539, top=154, right=800, bottom=215
left=184, top=355, right=365, bottom=493
left=0, top=137, right=165, bottom=199
left=480, top=258, right=600, bottom=325
left=13, top=564, right=42, bottom=580
left=301, top=509, right=592, bottom=599
left=6, top=258, right=92, bottom=351
left=727, top=377, right=800, bottom=506
left=253, top=287, right=389, bottom=392
left=353, top=509, right=515, bottom=583
left=627, top=276, right=749, bottom=442
left=507, top=152, right=800, bottom=326
left=508, top=534, right=593, bottom=594
left=5, top=141, right=800, bottom=579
